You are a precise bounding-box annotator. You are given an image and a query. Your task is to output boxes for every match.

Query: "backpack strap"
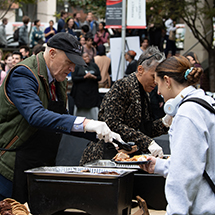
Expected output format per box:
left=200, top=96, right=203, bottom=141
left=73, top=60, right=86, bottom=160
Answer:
left=180, top=97, right=215, bottom=114
left=180, top=97, right=215, bottom=194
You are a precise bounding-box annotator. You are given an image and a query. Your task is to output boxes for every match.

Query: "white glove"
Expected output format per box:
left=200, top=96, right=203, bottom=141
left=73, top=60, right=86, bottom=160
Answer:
left=162, top=114, right=173, bottom=128
left=148, top=140, right=163, bottom=158
left=84, top=120, right=113, bottom=143
left=110, top=131, right=123, bottom=148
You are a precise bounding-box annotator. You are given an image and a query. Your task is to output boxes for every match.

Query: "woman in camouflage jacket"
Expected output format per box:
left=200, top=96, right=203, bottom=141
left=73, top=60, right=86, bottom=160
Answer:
left=80, top=46, right=171, bottom=165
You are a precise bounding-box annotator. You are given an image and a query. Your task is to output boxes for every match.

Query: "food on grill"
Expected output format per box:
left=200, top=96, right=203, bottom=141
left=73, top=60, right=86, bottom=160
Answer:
left=81, top=169, right=119, bottom=175
left=113, top=152, right=130, bottom=161
left=81, top=169, right=90, bottom=172
left=113, top=152, right=148, bottom=162
left=99, top=171, right=119, bottom=175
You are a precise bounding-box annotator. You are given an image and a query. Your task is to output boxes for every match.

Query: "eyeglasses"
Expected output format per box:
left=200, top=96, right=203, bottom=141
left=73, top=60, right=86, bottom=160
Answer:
left=139, top=53, right=163, bottom=65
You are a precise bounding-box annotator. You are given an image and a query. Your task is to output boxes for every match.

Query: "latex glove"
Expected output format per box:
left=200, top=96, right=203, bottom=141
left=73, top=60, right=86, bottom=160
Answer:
left=148, top=140, right=163, bottom=158
left=84, top=120, right=113, bottom=143
left=162, top=114, right=173, bottom=128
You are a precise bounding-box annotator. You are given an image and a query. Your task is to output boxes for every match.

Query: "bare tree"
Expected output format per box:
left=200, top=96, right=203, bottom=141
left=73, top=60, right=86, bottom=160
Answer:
left=147, top=0, right=215, bottom=91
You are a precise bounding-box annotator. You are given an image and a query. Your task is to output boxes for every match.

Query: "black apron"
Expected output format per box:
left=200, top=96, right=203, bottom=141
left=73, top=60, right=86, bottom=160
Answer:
left=12, top=96, right=67, bottom=203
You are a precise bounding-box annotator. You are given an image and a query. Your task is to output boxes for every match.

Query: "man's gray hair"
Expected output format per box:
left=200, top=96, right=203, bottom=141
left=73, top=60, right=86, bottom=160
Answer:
left=137, top=46, right=165, bottom=69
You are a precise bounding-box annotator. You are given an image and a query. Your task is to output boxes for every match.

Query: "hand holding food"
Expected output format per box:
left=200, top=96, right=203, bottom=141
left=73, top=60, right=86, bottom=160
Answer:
left=148, top=140, right=163, bottom=158
left=139, top=156, right=156, bottom=174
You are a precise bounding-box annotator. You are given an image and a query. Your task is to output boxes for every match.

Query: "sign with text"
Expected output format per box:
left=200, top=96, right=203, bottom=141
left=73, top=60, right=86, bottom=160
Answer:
left=127, top=0, right=146, bottom=29
left=106, top=0, right=122, bottom=28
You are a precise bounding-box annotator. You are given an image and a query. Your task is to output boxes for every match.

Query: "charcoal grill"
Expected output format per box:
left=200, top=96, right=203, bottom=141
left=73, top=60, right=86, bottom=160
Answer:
left=84, top=160, right=167, bottom=210
left=25, top=166, right=135, bottom=215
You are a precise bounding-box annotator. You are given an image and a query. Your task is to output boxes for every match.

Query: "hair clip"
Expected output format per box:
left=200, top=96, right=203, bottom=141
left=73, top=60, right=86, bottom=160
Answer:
left=184, top=67, right=194, bottom=80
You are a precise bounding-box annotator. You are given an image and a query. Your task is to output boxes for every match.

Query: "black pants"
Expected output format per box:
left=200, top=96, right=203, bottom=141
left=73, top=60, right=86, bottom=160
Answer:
left=164, top=35, right=176, bottom=57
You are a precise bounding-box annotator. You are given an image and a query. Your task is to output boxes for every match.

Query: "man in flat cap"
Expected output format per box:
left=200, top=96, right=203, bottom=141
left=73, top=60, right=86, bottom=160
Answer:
left=0, top=32, right=122, bottom=203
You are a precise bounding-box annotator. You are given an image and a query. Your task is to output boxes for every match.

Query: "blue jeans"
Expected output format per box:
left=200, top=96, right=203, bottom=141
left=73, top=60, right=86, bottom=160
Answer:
left=0, top=174, right=13, bottom=200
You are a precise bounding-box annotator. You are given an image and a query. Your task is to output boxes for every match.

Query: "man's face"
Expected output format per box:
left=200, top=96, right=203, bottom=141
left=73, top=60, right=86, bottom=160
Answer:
left=49, top=49, right=76, bottom=82
left=12, top=54, right=22, bottom=66
left=19, top=48, right=29, bottom=57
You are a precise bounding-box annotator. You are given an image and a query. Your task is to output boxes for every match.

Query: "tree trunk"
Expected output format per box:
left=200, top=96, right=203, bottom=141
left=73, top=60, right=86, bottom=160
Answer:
left=209, top=49, right=215, bottom=92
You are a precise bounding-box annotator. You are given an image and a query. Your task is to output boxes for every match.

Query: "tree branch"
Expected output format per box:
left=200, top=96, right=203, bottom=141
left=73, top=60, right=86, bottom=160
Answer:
left=0, top=1, right=14, bottom=20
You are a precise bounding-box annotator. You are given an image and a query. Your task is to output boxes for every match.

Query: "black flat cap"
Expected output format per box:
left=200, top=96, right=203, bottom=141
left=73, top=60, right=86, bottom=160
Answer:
left=47, top=32, right=86, bottom=66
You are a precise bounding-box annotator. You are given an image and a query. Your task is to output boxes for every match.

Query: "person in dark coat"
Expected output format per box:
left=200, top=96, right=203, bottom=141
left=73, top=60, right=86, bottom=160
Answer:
left=71, top=52, right=101, bottom=120
left=124, top=50, right=138, bottom=77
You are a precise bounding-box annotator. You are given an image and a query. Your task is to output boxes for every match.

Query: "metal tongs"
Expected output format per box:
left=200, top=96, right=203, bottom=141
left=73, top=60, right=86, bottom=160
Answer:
left=112, top=138, right=135, bottom=151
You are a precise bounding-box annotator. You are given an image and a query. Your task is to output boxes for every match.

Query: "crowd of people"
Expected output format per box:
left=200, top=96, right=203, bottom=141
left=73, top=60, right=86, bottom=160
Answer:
left=0, top=9, right=214, bottom=215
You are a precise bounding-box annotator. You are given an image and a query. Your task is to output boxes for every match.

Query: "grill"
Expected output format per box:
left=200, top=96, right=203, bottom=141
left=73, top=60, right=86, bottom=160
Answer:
left=84, top=160, right=167, bottom=210
left=84, top=160, right=140, bottom=169
left=25, top=166, right=136, bottom=215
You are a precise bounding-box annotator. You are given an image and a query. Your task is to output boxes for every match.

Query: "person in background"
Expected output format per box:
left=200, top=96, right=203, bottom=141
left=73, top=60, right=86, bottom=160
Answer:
left=124, top=50, right=138, bottom=77
left=186, top=51, right=210, bottom=92
left=83, top=12, right=98, bottom=37
left=30, top=19, right=44, bottom=48
left=80, top=25, right=90, bottom=39
left=164, top=16, right=180, bottom=57
left=147, top=8, right=165, bottom=51
left=44, top=20, right=57, bottom=43
left=149, top=85, right=165, bottom=120
left=19, top=45, right=30, bottom=59
left=4, top=53, right=13, bottom=74
left=18, top=16, right=30, bottom=47
left=61, top=17, right=76, bottom=37
left=57, top=10, right=68, bottom=33
left=94, top=44, right=111, bottom=88
left=0, top=49, right=5, bottom=71
left=73, top=12, right=82, bottom=29
left=140, top=55, right=215, bottom=215
left=71, top=52, right=101, bottom=120
left=32, top=44, right=45, bottom=55
left=140, top=37, right=149, bottom=53
left=0, top=65, right=6, bottom=86
left=80, top=46, right=172, bottom=165
left=79, top=36, right=86, bottom=46
left=0, top=32, right=121, bottom=202
left=94, top=22, right=109, bottom=46
left=83, top=32, right=96, bottom=62
left=0, top=18, right=8, bottom=48
left=12, top=51, right=23, bottom=66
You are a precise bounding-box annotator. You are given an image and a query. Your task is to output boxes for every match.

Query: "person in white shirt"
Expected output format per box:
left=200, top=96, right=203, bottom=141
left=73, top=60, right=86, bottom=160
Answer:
left=0, top=18, right=8, bottom=47
left=164, top=17, right=180, bottom=57
left=140, top=55, right=215, bottom=215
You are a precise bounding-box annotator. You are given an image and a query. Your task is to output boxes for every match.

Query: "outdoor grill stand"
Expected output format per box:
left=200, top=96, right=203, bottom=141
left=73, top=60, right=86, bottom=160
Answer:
left=26, top=167, right=135, bottom=215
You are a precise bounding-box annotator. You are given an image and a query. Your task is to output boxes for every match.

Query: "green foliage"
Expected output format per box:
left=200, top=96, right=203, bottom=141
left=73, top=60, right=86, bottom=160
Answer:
left=68, top=0, right=106, bottom=18
left=146, top=0, right=215, bottom=51
left=0, top=0, right=38, bottom=9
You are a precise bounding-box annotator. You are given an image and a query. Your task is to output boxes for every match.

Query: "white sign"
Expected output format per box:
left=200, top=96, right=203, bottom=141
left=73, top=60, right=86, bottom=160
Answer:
left=110, top=36, right=142, bottom=81
left=127, top=0, right=146, bottom=29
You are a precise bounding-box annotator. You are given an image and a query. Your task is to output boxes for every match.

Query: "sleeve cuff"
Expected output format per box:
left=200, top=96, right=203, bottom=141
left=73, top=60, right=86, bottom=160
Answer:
left=71, top=117, right=86, bottom=132
left=154, top=158, right=170, bottom=178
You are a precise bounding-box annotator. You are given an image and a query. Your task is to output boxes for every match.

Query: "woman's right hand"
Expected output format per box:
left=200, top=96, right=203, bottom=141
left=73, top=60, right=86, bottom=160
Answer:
left=139, top=156, right=157, bottom=174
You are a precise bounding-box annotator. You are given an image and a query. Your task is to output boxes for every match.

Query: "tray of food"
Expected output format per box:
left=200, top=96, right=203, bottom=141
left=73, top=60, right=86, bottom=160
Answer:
left=112, top=152, right=150, bottom=165
left=25, top=166, right=136, bottom=179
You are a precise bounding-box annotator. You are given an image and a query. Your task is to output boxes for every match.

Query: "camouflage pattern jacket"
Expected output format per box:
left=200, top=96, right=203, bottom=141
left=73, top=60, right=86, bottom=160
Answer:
left=80, top=72, right=167, bottom=165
